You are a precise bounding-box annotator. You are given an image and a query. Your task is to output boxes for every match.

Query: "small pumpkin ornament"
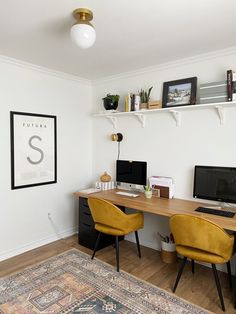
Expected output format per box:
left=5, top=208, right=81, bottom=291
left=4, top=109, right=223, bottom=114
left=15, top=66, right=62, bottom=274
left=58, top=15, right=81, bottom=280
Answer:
left=100, top=172, right=111, bottom=182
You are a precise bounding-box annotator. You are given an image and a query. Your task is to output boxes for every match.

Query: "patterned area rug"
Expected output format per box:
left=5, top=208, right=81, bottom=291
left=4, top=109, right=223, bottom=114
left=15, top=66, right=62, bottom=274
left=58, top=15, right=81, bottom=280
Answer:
left=0, top=249, right=211, bottom=314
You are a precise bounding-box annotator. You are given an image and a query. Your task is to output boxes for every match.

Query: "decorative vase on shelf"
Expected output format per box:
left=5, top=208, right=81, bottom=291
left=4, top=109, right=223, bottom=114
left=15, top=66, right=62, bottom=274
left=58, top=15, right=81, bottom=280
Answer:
left=100, top=172, right=111, bottom=182
left=102, top=94, right=120, bottom=110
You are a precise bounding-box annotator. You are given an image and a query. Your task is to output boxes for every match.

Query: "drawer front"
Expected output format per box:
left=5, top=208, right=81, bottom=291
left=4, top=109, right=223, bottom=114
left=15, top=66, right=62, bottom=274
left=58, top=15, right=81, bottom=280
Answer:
left=79, top=222, right=97, bottom=249
left=80, top=196, right=88, bottom=206
left=80, top=211, right=94, bottom=225
left=79, top=221, right=116, bottom=250
left=80, top=221, right=95, bottom=233
left=79, top=197, right=90, bottom=214
left=79, top=197, right=94, bottom=225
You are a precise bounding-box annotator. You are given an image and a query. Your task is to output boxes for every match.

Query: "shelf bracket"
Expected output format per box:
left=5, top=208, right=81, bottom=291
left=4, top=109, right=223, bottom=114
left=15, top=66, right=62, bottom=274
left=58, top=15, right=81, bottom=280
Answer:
left=134, top=113, right=146, bottom=128
left=215, top=106, right=225, bottom=125
left=106, top=116, right=117, bottom=129
left=169, top=110, right=181, bottom=127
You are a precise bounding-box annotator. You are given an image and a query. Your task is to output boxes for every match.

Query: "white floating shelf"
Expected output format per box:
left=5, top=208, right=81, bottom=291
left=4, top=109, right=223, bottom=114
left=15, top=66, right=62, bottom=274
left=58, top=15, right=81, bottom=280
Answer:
left=93, top=101, right=236, bottom=128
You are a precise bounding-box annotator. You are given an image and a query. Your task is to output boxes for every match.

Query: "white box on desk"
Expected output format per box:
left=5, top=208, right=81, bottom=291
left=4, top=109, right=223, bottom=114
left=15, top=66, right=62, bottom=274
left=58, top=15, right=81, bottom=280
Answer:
left=149, top=176, right=175, bottom=198
left=95, top=181, right=115, bottom=191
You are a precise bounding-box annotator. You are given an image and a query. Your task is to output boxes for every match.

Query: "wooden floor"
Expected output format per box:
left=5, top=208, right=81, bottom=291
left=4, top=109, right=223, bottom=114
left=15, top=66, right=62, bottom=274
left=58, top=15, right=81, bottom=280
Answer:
left=0, top=236, right=235, bottom=313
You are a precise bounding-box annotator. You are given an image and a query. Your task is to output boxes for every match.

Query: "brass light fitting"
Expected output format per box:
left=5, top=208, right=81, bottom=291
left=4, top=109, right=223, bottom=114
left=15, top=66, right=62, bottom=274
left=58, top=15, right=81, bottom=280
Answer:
left=111, top=133, right=123, bottom=142
left=72, top=8, right=94, bottom=26
left=70, top=8, right=96, bottom=49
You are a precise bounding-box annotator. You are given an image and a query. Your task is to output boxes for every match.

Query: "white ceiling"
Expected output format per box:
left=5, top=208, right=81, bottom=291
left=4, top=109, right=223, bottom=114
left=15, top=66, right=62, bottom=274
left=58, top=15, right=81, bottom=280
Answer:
left=0, top=0, right=236, bottom=80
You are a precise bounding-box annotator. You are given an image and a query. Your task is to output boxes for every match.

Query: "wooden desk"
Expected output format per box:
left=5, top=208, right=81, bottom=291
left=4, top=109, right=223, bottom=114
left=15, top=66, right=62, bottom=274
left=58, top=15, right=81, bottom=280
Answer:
left=74, top=189, right=236, bottom=232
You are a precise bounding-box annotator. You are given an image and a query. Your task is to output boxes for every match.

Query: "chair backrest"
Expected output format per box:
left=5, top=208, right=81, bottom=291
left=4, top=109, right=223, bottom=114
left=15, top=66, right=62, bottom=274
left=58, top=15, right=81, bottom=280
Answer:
left=88, top=197, right=128, bottom=231
left=170, top=214, right=234, bottom=260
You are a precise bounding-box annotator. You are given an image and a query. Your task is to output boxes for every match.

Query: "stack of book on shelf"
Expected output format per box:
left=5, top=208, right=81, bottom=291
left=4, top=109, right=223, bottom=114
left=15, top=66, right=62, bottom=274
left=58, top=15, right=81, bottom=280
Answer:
left=125, top=93, right=140, bottom=112
left=199, top=80, right=227, bottom=104
left=125, top=93, right=131, bottom=112
left=227, top=69, right=236, bottom=102
left=199, top=69, right=236, bottom=104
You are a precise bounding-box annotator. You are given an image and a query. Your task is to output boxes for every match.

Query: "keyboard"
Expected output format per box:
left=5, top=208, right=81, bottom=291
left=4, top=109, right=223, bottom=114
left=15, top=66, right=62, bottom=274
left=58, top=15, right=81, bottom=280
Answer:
left=115, top=191, right=139, bottom=197
left=195, top=207, right=235, bottom=218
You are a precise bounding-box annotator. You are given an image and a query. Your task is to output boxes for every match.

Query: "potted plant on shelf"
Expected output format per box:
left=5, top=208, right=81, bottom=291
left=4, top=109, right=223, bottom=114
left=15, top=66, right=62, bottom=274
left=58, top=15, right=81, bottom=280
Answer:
left=102, top=94, right=120, bottom=110
left=139, top=86, right=153, bottom=110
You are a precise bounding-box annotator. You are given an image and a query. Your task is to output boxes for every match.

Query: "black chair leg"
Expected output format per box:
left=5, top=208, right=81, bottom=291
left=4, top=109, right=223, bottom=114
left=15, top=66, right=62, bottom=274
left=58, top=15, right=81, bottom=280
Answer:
left=226, top=261, right=232, bottom=289
left=191, top=259, right=195, bottom=274
left=115, top=236, right=120, bottom=272
left=91, top=232, right=101, bottom=260
left=135, top=231, right=141, bottom=258
left=211, top=264, right=225, bottom=312
left=173, top=257, right=187, bottom=293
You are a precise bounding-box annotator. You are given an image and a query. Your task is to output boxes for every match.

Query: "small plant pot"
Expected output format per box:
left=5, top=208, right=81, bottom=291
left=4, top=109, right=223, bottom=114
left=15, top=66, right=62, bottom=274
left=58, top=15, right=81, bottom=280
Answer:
left=160, top=241, right=177, bottom=263
left=144, top=190, right=152, bottom=199
left=103, top=99, right=118, bottom=110
left=140, top=102, right=148, bottom=110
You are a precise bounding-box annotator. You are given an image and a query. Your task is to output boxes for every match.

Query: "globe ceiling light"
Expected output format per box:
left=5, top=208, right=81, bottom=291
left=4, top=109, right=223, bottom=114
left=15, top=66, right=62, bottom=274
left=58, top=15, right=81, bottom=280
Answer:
left=70, top=8, right=96, bottom=49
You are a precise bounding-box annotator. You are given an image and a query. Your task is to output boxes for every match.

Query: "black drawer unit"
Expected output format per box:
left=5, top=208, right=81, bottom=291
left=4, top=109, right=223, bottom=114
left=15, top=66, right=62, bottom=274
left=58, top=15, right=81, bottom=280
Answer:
left=78, top=197, right=122, bottom=250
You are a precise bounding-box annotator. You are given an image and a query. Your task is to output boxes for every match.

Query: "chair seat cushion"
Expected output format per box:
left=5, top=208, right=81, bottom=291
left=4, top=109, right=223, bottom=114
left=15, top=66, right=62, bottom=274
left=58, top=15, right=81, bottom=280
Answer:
left=176, top=245, right=228, bottom=264
left=95, top=212, right=143, bottom=236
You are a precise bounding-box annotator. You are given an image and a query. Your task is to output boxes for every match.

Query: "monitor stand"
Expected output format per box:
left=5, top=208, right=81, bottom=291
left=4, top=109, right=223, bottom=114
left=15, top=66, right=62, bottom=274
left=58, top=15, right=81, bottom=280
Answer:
left=205, top=202, right=236, bottom=212
left=220, top=202, right=236, bottom=212
left=116, top=182, right=143, bottom=192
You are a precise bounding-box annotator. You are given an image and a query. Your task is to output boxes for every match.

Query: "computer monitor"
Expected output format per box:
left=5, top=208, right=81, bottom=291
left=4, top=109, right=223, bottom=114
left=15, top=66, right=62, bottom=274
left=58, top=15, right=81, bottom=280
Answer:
left=116, top=160, right=147, bottom=186
left=193, top=165, right=236, bottom=204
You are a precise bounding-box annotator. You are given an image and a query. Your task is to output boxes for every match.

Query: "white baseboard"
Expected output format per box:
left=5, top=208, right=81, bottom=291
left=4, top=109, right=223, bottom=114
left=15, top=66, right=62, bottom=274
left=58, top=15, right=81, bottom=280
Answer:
left=125, top=234, right=161, bottom=251
left=0, top=226, right=78, bottom=262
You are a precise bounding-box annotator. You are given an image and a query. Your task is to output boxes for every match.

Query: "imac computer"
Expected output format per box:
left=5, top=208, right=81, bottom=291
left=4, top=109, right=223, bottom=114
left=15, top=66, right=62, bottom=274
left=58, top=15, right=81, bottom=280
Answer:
left=193, top=165, right=236, bottom=217
left=116, top=160, right=147, bottom=191
left=193, top=165, right=236, bottom=204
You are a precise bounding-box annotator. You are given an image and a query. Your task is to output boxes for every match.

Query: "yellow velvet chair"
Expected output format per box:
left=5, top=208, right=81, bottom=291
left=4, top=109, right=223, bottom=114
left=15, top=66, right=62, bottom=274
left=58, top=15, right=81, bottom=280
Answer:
left=88, top=197, right=144, bottom=272
left=170, top=214, right=234, bottom=311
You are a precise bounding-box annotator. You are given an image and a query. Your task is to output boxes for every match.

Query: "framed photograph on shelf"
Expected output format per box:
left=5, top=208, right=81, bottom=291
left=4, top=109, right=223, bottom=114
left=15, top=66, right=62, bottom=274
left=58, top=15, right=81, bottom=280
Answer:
left=10, top=111, right=57, bottom=189
left=162, top=77, right=197, bottom=108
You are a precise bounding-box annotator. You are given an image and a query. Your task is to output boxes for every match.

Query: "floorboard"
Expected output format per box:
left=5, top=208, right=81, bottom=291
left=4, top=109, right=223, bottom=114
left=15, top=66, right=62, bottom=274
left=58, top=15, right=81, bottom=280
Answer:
left=0, top=236, right=235, bottom=313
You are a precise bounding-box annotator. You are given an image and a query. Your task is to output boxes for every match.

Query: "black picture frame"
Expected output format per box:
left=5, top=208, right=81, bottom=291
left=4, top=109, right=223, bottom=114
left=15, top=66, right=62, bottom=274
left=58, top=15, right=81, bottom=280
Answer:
left=162, top=77, right=197, bottom=108
left=10, top=111, right=57, bottom=190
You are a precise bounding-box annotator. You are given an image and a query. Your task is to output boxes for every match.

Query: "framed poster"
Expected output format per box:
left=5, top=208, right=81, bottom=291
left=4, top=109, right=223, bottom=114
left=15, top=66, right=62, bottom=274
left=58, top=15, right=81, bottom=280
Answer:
left=10, top=111, right=57, bottom=189
left=162, top=77, right=197, bottom=108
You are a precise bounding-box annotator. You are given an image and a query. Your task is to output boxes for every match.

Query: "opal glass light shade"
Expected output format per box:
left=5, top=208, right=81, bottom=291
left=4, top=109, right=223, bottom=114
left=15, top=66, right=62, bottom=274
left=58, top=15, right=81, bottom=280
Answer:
left=70, top=23, right=96, bottom=49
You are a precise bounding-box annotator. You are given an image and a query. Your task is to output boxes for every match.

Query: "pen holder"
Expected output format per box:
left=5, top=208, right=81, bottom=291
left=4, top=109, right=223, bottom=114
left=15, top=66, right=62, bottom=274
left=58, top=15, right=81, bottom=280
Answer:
left=160, top=241, right=177, bottom=263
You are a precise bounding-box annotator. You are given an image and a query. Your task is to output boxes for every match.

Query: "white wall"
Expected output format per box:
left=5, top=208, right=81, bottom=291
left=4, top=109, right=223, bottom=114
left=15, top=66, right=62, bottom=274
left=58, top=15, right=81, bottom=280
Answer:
left=1, top=47, right=236, bottom=270
left=91, top=48, right=236, bottom=258
left=0, top=57, right=92, bottom=260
